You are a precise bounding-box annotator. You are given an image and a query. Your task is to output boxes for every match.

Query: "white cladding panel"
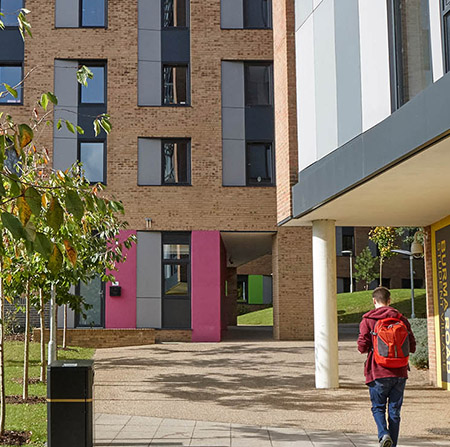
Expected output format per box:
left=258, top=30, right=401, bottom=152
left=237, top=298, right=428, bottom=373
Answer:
left=429, top=0, right=444, bottom=82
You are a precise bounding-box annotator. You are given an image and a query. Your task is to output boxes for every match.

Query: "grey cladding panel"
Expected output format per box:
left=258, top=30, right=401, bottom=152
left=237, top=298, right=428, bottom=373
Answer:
left=53, top=138, right=78, bottom=171
left=137, top=298, right=162, bottom=328
left=137, top=232, right=162, bottom=298
left=139, top=30, right=161, bottom=62
left=295, top=0, right=313, bottom=30
left=222, top=139, right=246, bottom=186
left=138, top=61, right=162, bottom=106
left=138, top=0, right=161, bottom=30
left=54, top=107, right=78, bottom=139
left=55, top=0, right=79, bottom=28
left=161, top=29, right=190, bottom=63
left=57, top=306, right=75, bottom=329
left=222, top=62, right=244, bottom=108
left=54, top=60, right=78, bottom=107
left=0, top=30, right=24, bottom=62
left=262, top=276, right=272, bottom=304
left=245, top=107, right=274, bottom=141
left=222, top=107, right=245, bottom=140
left=138, top=138, right=162, bottom=185
left=221, top=0, right=244, bottom=28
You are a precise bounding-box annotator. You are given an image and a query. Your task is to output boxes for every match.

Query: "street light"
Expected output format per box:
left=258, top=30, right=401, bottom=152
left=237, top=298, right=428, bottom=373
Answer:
left=342, top=250, right=353, bottom=293
left=391, top=249, right=416, bottom=318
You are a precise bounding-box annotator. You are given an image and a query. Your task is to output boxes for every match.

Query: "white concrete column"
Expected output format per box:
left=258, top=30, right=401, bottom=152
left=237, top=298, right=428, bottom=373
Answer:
left=312, top=219, right=339, bottom=389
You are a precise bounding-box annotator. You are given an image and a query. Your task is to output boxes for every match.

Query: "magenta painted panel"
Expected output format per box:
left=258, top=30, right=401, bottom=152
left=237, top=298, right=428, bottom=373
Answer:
left=191, top=231, right=222, bottom=342
left=105, top=230, right=137, bottom=329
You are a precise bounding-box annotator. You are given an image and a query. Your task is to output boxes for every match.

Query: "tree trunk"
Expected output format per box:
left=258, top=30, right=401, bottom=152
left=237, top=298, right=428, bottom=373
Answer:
left=0, top=260, right=6, bottom=436
left=39, top=289, right=46, bottom=383
left=22, top=281, right=30, bottom=401
left=63, top=304, right=67, bottom=349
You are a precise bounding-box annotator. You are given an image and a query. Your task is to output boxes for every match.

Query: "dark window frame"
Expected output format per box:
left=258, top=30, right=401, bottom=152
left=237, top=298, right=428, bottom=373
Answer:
left=74, top=279, right=106, bottom=328
left=162, top=63, right=190, bottom=107
left=243, top=0, right=271, bottom=30
left=79, top=0, right=108, bottom=28
left=0, top=62, right=24, bottom=105
left=161, top=232, right=191, bottom=330
left=0, top=0, right=24, bottom=28
left=161, top=138, right=191, bottom=186
left=244, top=61, right=273, bottom=107
left=161, top=0, right=189, bottom=29
left=78, top=139, right=107, bottom=185
left=442, top=0, right=450, bottom=72
left=245, top=141, right=274, bottom=187
left=78, top=60, right=107, bottom=106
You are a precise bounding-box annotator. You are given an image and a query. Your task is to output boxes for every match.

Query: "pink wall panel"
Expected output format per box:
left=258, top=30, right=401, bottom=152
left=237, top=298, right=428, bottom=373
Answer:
left=105, top=230, right=137, bottom=329
left=191, top=231, right=222, bottom=342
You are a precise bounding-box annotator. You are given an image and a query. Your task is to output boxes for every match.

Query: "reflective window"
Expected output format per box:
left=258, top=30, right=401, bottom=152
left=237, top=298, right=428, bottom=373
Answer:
left=443, top=0, right=450, bottom=72
left=163, top=65, right=188, bottom=105
left=81, top=0, right=106, bottom=27
left=80, top=66, right=105, bottom=104
left=162, top=140, right=190, bottom=184
left=246, top=143, right=273, bottom=185
left=77, top=276, right=104, bottom=327
left=163, top=0, right=187, bottom=27
left=163, top=244, right=190, bottom=260
left=243, top=0, right=270, bottom=29
left=164, top=264, right=189, bottom=295
left=245, top=64, right=272, bottom=106
left=0, top=66, right=22, bottom=103
left=80, top=142, right=105, bottom=183
left=0, top=0, right=23, bottom=27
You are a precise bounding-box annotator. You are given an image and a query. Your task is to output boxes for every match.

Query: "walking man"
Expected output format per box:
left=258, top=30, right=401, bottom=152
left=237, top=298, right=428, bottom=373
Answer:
left=358, top=287, right=416, bottom=447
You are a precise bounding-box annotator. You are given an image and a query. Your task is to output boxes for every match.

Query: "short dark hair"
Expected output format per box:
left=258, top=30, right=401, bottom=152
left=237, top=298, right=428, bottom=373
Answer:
left=372, top=286, right=391, bottom=305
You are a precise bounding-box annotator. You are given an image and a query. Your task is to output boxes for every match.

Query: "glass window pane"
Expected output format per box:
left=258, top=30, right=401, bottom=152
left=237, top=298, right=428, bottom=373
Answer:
left=163, top=244, right=189, bottom=260
left=0, top=66, right=22, bottom=103
left=245, top=65, right=271, bottom=106
left=164, top=264, right=189, bottom=295
left=445, top=13, right=450, bottom=72
left=163, top=0, right=187, bottom=27
left=163, top=65, right=188, bottom=105
left=247, top=143, right=273, bottom=185
left=0, top=0, right=23, bottom=27
left=163, top=141, right=189, bottom=184
left=80, top=66, right=105, bottom=103
left=162, top=297, right=191, bottom=329
left=82, top=0, right=105, bottom=27
left=244, top=0, right=269, bottom=28
left=78, top=277, right=103, bottom=327
left=80, top=142, right=105, bottom=183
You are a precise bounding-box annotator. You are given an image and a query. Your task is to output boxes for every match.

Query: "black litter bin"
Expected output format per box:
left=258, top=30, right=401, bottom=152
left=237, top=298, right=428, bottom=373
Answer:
left=47, top=360, right=94, bottom=447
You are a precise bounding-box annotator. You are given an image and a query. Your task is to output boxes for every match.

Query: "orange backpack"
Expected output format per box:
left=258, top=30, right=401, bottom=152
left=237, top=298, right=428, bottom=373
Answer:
left=371, top=317, right=410, bottom=368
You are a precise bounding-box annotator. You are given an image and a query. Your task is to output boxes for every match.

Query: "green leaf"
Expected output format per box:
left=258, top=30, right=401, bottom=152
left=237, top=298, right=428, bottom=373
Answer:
left=24, top=187, right=42, bottom=215
left=76, top=65, right=94, bottom=87
left=56, top=119, right=62, bottom=130
left=65, top=120, right=76, bottom=134
left=3, top=84, right=18, bottom=99
left=99, top=118, right=111, bottom=134
left=48, top=244, right=63, bottom=274
left=75, top=125, right=85, bottom=135
left=8, top=177, right=21, bottom=197
left=47, top=92, right=58, bottom=105
left=94, top=120, right=101, bottom=137
left=24, top=220, right=36, bottom=242
left=17, top=196, right=32, bottom=226
left=18, top=124, right=34, bottom=149
left=1, top=212, right=28, bottom=240
left=46, top=198, right=64, bottom=233
left=65, top=190, right=84, bottom=220
left=40, top=93, right=49, bottom=111
left=34, top=232, right=52, bottom=258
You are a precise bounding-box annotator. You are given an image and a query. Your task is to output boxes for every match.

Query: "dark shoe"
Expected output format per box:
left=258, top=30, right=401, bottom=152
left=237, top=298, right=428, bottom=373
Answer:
left=379, top=434, right=393, bottom=447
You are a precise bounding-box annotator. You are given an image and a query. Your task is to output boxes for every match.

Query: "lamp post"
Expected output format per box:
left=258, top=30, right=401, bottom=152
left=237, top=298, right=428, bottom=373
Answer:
left=392, top=249, right=416, bottom=319
left=342, top=250, right=353, bottom=293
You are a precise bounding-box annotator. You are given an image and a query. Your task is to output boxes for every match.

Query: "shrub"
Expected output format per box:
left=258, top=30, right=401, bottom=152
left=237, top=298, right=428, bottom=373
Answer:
left=409, top=318, right=428, bottom=369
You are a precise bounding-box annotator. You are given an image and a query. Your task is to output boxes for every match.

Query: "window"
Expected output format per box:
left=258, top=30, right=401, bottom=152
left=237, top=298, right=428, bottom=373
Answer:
left=80, top=65, right=105, bottom=104
left=246, top=143, right=273, bottom=185
left=443, top=0, right=450, bottom=72
left=163, top=0, right=187, bottom=27
left=162, top=233, right=191, bottom=329
left=79, top=142, right=105, bottom=184
left=388, top=0, right=432, bottom=109
left=75, top=276, right=105, bottom=327
left=245, top=63, right=272, bottom=106
left=81, top=0, right=106, bottom=27
left=163, top=65, right=188, bottom=105
left=0, top=65, right=22, bottom=104
left=243, top=0, right=270, bottom=29
left=237, top=275, right=249, bottom=302
left=162, top=139, right=190, bottom=185
left=0, top=0, right=23, bottom=27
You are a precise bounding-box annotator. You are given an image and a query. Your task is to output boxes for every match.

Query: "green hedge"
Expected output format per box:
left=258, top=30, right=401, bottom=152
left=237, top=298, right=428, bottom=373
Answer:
left=409, top=318, right=428, bottom=369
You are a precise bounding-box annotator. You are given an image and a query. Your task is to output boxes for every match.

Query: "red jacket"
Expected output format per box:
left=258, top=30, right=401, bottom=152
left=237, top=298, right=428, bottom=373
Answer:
left=357, top=306, right=416, bottom=384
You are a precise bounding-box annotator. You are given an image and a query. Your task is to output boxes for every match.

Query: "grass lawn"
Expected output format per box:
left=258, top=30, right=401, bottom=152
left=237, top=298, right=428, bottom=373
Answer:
left=237, top=289, right=427, bottom=326
left=2, top=341, right=94, bottom=447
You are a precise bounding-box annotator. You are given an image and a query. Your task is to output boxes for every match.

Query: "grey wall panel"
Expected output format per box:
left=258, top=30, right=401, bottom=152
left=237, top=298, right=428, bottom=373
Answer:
left=138, top=138, right=161, bottom=185
left=138, top=30, right=161, bottom=62
left=262, top=276, right=272, bottom=304
left=222, top=107, right=245, bottom=140
left=53, top=107, right=78, bottom=139
left=136, top=298, right=162, bottom=328
left=335, top=0, right=362, bottom=147
left=221, top=0, right=244, bottom=28
left=221, top=62, right=245, bottom=108
left=138, top=61, right=162, bottom=106
left=295, top=0, right=313, bottom=30
left=54, top=60, right=78, bottom=107
left=55, top=0, right=79, bottom=28
left=335, top=227, right=343, bottom=255
left=245, top=107, right=274, bottom=141
left=137, top=232, right=162, bottom=297
left=138, top=0, right=161, bottom=30
left=53, top=138, right=78, bottom=171
left=161, top=29, right=190, bottom=63
left=222, top=139, right=246, bottom=186
left=57, top=305, right=75, bottom=329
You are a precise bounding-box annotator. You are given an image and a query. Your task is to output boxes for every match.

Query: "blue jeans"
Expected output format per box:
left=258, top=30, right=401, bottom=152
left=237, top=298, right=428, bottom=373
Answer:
left=367, top=377, right=406, bottom=446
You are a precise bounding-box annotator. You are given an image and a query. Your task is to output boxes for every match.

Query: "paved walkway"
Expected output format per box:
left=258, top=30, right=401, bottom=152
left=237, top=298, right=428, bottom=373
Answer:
left=94, top=414, right=450, bottom=447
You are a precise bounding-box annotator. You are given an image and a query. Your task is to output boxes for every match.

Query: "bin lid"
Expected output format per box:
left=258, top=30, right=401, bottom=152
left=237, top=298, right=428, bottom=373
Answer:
left=49, top=360, right=94, bottom=369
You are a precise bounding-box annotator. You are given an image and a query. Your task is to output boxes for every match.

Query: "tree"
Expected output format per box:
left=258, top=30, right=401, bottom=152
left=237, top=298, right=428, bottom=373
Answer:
left=368, top=227, right=398, bottom=284
left=353, top=247, right=379, bottom=290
